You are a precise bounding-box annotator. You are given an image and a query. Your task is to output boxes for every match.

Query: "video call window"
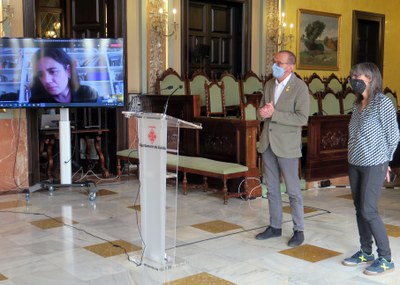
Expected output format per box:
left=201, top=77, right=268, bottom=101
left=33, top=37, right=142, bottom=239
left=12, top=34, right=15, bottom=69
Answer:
left=0, top=38, right=125, bottom=108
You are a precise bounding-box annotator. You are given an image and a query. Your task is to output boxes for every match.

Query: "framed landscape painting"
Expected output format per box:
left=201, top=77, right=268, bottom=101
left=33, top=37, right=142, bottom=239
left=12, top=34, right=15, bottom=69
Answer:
left=297, top=9, right=341, bottom=70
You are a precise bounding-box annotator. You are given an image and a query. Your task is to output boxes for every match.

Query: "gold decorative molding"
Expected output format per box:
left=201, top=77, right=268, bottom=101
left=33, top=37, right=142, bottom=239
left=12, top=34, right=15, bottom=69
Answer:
left=265, top=0, right=280, bottom=75
left=147, top=0, right=166, bottom=93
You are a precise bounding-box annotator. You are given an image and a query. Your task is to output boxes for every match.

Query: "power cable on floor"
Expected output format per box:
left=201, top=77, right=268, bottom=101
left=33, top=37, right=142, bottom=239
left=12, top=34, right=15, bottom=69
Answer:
left=0, top=204, right=142, bottom=266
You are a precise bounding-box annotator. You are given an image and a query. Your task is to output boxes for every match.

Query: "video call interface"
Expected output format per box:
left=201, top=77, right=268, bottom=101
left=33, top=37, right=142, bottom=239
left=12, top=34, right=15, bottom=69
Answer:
left=0, top=38, right=124, bottom=108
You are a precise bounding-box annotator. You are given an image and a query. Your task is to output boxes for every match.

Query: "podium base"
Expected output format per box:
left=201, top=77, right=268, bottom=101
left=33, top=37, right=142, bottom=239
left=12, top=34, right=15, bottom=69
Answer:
left=130, top=254, right=187, bottom=271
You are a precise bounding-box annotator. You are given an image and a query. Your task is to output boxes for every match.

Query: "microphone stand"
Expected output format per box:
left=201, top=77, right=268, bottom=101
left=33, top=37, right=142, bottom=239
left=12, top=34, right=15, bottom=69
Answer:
left=163, top=85, right=183, bottom=117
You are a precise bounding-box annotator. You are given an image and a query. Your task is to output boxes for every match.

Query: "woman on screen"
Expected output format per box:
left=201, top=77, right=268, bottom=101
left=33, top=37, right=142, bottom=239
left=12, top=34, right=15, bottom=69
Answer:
left=29, top=48, right=98, bottom=103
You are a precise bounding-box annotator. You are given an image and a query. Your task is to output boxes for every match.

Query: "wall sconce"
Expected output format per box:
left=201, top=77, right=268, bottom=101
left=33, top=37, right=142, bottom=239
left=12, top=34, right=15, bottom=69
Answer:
left=281, top=12, right=294, bottom=49
left=45, top=21, right=61, bottom=38
left=270, top=12, right=294, bottom=50
left=151, top=0, right=178, bottom=38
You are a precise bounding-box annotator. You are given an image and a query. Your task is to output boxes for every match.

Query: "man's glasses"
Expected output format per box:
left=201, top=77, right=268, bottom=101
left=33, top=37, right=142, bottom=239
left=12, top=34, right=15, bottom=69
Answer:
left=273, top=61, right=290, bottom=67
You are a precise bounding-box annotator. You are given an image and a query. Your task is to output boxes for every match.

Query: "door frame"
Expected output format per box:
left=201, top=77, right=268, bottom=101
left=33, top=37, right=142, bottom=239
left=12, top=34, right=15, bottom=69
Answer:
left=351, top=10, right=385, bottom=73
left=182, top=0, right=251, bottom=77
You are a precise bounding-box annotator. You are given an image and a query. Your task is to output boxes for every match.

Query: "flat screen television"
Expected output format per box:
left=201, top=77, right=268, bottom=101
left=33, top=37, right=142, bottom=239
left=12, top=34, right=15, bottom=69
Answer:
left=0, top=38, right=124, bottom=108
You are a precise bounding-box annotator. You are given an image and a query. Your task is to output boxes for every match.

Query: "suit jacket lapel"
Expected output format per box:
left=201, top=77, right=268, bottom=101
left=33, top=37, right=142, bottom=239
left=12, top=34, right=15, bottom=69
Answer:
left=275, top=74, right=295, bottom=106
left=269, top=80, right=276, bottom=104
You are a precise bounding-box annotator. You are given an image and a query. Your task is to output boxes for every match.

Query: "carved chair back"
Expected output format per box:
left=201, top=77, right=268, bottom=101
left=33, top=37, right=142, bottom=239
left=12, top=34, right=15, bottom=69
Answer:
left=321, top=90, right=341, bottom=115
left=187, top=69, right=211, bottom=107
left=156, top=68, right=186, bottom=95
left=241, top=70, right=264, bottom=100
left=219, top=72, right=242, bottom=108
left=205, top=81, right=226, bottom=117
left=342, top=87, right=357, bottom=114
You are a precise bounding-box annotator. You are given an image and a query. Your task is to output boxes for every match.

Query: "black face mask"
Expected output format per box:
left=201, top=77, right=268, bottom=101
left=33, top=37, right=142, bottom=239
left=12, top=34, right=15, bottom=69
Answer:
left=349, top=78, right=366, bottom=94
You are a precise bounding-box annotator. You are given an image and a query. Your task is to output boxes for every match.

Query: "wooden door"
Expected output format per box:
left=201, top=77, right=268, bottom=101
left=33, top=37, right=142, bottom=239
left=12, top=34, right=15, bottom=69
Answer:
left=70, top=0, right=106, bottom=37
left=183, top=0, right=250, bottom=78
left=351, top=11, right=385, bottom=73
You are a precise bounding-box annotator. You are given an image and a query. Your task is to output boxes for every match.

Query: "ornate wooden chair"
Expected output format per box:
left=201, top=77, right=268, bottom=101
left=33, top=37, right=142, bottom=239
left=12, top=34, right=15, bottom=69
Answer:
left=309, top=91, right=322, bottom=116
left=306, top=72, right=325, bottom=95
left=187, top=69, right=211, bottom=114
left=218, top=71, right=242, bottom=117
left=240, top=100, right=263, bottom=178
left=342, top=87, right=357, bottom=114
left=321, top=89, right=341, bottom=115
left=156, top=68, right=186, bottom=95
left=293, top=72, right=303, bottom=80
left=341, top=76, right=353, bottom=95
left=241, top=101, right=261, bottom=147
left=325, top=73, right=345, bottom=93
left=263, top=73, right=274, bottom=86
left=241, top=70, right=264, bottom=106
left=241, top=101, right=258, bottom=121
left=205, top=81, right=226, bottom=117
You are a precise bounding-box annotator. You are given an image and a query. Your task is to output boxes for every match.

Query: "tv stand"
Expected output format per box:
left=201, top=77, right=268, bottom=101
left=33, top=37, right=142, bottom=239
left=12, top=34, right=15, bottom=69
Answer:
left=25, top=180, right=98, bottom=201
left=27, top=108, right=99, bottom=201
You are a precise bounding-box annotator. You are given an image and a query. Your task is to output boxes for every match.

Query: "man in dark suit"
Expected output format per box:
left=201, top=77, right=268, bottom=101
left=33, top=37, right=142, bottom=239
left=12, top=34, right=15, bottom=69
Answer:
left=256, top=50, right=309, bottom=247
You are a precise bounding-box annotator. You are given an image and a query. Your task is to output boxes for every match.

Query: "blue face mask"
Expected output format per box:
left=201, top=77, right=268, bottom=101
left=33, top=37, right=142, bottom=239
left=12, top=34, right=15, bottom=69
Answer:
left=272, top=63, right=285, bottom=79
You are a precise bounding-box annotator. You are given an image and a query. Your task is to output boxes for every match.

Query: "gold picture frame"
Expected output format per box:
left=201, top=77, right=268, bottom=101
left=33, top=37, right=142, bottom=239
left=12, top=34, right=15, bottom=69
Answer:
left=297, top=9, right=341, bottom=70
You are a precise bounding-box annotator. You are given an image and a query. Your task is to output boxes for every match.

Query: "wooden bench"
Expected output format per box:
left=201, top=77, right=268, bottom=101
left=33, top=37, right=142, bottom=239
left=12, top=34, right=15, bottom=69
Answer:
left=116, top=149, right=248, bottom=204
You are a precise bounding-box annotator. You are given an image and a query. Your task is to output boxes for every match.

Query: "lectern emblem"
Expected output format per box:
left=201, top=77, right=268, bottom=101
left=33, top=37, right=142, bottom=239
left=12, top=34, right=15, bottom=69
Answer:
left=148, top=126, right=157, bottom=144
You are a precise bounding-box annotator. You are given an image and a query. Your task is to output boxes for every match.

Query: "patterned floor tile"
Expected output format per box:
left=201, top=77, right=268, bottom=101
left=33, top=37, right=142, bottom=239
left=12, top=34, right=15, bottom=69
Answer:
left=30, top=216, right=78, bottom=229
left=0, top=273, right=7, bottom=281
left=0, top=200, right=26, bottom=209
left=385, top=224, right=400, bottom=238
left=282, top=205, right=318, bottom=214
left=191, top=220, right=242, bottom=234
left=337, top=194, right=353, bottom=200
left=280, top=244, right=342, bottom=263
left=128, top=204, right=141, bottom=211
left=84, top=240, right=141, bottom=258
left=166, top=272, right=234, bottom=285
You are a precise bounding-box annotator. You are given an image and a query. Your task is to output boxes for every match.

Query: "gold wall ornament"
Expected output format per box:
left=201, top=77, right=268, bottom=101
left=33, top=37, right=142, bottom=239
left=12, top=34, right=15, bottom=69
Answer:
left=270, top=12, right=294, bottom=51
left=265, top=0, right=279, bottom=75
left=148, top=0, right=166, bottom=93
left=153, top=5, right=177, bottom=38
left=147, top=0, right=179, bottom=93
left=265, top=0, right=294, bottom=75
left=0, top=3, right=13, bottom=24
left=0, top=3, right=14, bottom=37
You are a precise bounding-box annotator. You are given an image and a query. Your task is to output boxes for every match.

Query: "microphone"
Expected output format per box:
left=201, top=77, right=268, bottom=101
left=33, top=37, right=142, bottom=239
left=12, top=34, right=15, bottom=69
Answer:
left=168, top=85, right=182, bottom=95
left=161, top=85, right=174, bottom=92
left=163, top=85, right=183, bottom=117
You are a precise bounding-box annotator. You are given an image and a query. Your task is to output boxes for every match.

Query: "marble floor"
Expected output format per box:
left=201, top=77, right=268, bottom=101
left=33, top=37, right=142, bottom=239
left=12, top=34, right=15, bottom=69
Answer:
left=0, top=175, right=399, bottom=285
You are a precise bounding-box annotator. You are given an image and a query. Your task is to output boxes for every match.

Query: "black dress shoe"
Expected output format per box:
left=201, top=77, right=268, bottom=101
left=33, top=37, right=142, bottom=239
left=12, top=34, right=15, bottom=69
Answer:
left=287, top=231, right=304, bottom=247
left=255, top=226, right=282, bottom=240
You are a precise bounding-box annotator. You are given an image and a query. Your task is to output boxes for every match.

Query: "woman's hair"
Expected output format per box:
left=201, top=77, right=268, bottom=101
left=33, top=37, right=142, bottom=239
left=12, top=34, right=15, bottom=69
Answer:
left=31, top=48, right=80, bottom=92
left=350, top=62, right=382, bottom=103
